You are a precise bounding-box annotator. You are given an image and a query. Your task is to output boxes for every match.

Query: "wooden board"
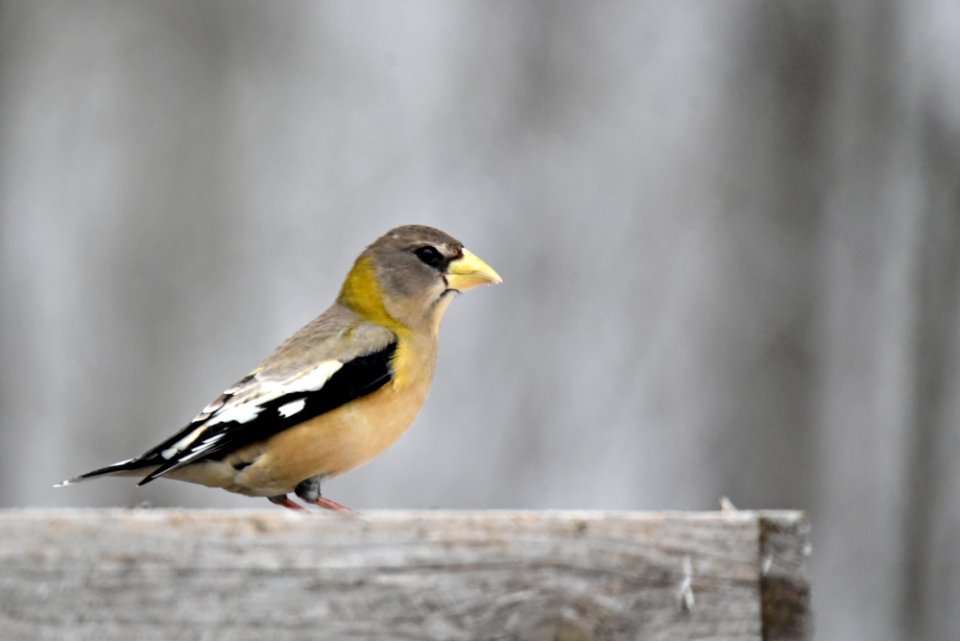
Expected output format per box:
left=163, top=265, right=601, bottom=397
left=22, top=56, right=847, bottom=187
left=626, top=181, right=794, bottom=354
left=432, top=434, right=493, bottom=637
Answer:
left=0, top=510, right=809, bottom=641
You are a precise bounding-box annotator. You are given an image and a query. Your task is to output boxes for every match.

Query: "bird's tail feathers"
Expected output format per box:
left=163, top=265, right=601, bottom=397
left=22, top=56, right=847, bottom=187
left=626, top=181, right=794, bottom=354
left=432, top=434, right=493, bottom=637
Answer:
left=54, top=458, right=152, bottom=487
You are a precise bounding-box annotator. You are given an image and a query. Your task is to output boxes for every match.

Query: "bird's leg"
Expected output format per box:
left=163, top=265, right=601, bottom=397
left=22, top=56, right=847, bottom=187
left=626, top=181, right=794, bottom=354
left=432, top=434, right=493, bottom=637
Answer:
left=295, top=477, right=355, bottom=514
left=268, top=494, right=307, bottom=511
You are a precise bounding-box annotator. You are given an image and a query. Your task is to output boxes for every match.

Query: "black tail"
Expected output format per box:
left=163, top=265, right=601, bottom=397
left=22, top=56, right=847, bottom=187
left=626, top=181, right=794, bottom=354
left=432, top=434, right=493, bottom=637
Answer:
left=54, top=457, right=153, bottom=487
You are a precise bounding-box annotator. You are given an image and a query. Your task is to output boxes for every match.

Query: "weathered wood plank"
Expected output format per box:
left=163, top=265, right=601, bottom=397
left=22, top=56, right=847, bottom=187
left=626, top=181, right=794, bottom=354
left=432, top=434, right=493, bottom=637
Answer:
left=759, top=514, right=812, bottom=641
left=0, top=510, right=809, bottom=641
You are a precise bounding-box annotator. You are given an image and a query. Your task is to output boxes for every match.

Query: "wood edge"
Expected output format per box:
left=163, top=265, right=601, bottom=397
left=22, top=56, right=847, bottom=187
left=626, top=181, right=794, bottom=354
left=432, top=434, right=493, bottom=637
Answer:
left=758, top=512, right=812, bottom=641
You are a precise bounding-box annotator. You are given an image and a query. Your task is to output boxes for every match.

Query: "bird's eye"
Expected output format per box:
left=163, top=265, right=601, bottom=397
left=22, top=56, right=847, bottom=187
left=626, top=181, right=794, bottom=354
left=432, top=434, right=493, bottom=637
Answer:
left=414, top=246, right=444, bottom=269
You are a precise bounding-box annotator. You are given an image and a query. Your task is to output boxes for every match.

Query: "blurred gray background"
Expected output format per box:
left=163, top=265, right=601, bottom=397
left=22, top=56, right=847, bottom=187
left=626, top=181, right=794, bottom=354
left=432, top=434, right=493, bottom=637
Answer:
left=2, top=1, right=958, bottom=640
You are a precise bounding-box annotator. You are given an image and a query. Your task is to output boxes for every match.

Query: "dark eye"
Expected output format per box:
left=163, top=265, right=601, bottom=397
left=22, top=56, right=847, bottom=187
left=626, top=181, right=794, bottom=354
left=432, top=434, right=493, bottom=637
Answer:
left=414, top=246, right=444, bottom=269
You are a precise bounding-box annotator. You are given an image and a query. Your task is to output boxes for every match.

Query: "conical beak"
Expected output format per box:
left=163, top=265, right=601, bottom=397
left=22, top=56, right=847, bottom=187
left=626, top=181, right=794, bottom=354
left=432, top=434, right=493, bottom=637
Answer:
left=445, top=248, right=502, bottom=291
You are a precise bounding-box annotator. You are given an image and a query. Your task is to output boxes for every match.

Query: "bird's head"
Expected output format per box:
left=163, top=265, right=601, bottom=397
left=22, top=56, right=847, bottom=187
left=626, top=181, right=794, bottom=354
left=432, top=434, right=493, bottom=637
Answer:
left=338, top=225, right=502, bottom=335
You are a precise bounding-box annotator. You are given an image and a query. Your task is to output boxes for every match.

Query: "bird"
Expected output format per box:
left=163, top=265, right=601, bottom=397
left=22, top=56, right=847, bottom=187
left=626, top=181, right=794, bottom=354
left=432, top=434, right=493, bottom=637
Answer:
left=56, top=225, right=501, bottom=512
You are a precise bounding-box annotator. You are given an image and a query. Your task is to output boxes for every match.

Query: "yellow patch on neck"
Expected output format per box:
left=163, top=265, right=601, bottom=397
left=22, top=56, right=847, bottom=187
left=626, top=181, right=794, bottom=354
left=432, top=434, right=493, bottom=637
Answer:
left=338, top=256, right=439, bottom=390
left=338, top=256, right=408, bottom=334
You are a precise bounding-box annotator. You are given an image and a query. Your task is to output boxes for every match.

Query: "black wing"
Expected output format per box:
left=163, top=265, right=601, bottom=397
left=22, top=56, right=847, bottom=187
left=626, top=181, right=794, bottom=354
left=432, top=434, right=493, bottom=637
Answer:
left=137, top=341, right=397, bottom=485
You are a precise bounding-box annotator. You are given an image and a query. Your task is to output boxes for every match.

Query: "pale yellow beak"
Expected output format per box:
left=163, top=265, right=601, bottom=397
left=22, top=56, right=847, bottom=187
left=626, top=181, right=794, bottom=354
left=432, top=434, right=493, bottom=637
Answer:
left=445, top=248, right=502, bottom=291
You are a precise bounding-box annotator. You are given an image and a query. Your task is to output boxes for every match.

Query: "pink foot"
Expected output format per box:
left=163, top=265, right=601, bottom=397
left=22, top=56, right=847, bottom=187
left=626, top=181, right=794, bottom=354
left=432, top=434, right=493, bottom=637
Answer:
left=268, top=495, right=306, bottom=511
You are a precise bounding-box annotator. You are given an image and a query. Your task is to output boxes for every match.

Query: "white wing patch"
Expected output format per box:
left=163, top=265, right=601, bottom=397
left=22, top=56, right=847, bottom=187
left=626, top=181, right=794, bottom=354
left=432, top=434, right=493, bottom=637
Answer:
left=157, top=360, right=344, bottom=461
left=206, top=401, right=265, bottom=427
left=283, top=360, right=344, bottom=392
left=277, top=398, right=307, bottom=418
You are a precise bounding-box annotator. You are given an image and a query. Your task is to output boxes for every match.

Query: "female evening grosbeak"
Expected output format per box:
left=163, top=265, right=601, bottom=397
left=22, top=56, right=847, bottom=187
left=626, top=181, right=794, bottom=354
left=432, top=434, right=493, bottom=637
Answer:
left=57, top=225, right=501, bottom=512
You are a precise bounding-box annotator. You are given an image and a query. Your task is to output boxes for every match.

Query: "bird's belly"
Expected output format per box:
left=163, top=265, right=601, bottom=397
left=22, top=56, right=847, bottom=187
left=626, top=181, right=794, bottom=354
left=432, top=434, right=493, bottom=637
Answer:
left=230, top=379, right=431, bottom=496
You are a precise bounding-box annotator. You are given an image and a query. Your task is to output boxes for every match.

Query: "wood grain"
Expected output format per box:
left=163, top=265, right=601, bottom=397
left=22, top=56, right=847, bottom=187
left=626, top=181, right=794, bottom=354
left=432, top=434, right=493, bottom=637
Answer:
left=0, top=510, right=809, bottom=641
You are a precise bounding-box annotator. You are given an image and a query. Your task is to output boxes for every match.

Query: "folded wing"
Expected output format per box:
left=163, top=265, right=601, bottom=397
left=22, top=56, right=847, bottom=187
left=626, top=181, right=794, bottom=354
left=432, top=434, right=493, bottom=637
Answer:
left=137, top=339, right=397, bottom=484
left=58, top=319, right=398, bottom=487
